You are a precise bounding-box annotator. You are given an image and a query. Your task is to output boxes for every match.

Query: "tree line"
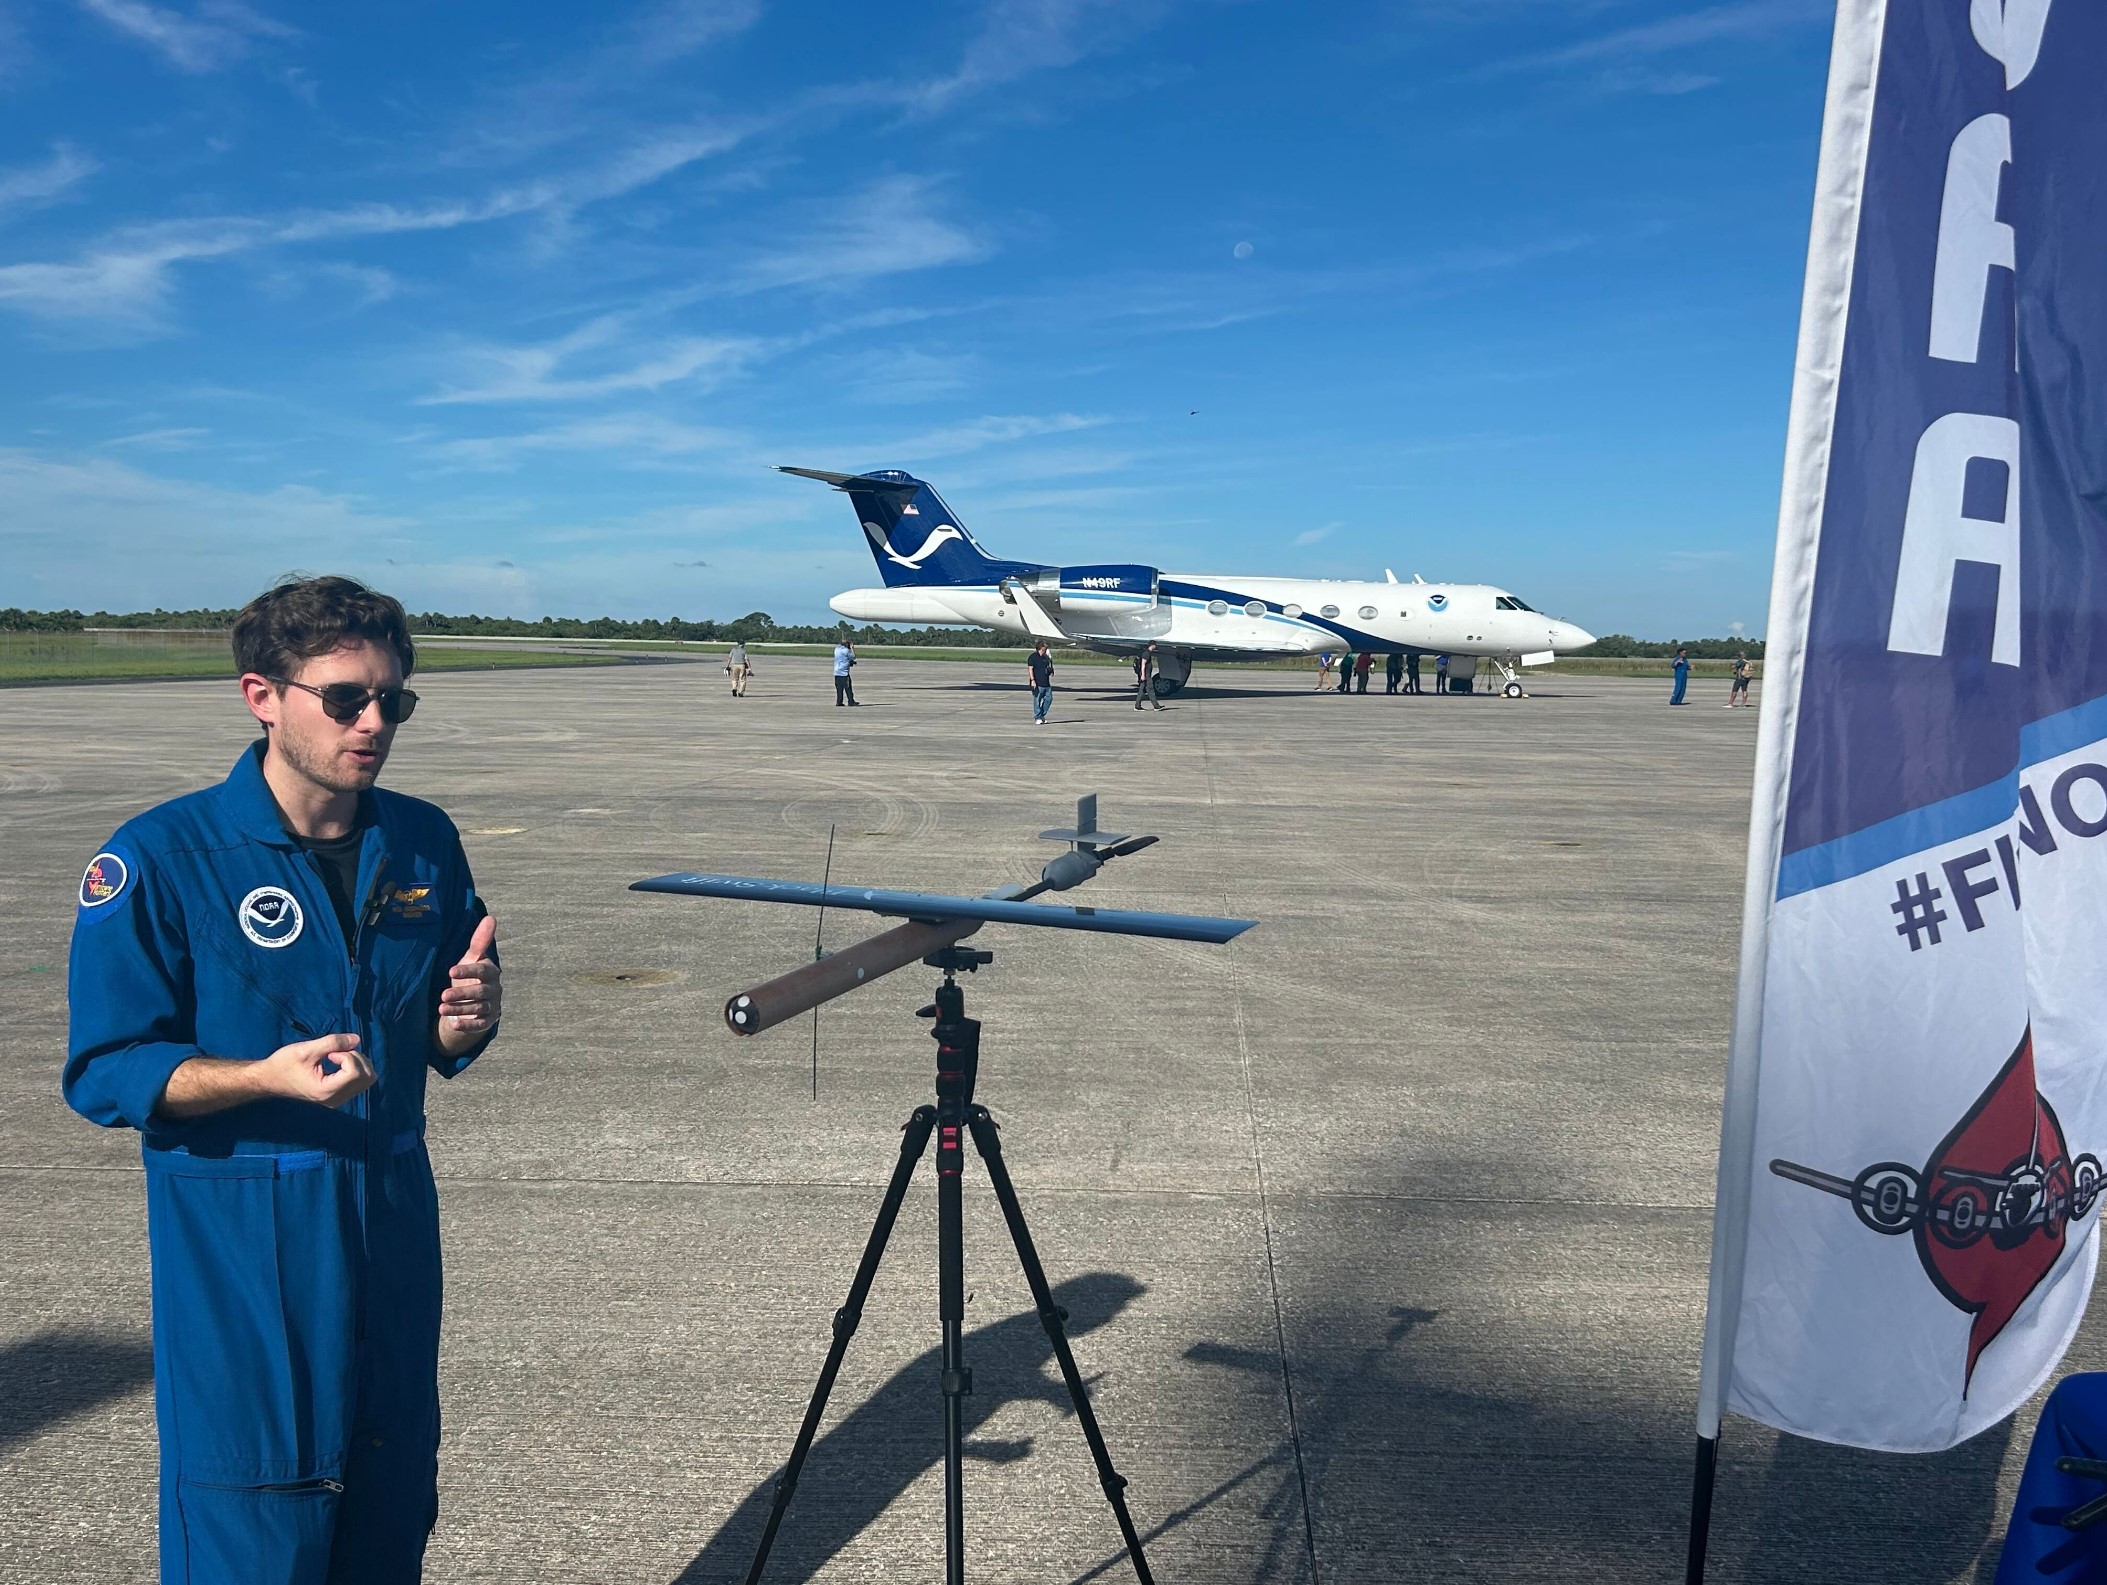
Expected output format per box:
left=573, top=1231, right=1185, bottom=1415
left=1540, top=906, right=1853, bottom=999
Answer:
left=0, top=607, right=1762, bottom=657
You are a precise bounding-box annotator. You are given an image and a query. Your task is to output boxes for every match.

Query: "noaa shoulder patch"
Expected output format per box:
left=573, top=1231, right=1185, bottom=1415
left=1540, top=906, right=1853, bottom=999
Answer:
left=79, top=852, right=129, bottom=908
left=238, top=886, right=304, bottom=948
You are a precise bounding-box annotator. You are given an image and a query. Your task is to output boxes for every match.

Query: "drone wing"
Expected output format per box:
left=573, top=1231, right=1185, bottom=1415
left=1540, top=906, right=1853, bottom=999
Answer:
left=630, top=872, right=1254, bottom=944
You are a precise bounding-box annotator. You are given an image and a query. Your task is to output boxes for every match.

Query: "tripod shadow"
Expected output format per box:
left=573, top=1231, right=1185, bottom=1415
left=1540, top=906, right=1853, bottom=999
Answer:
left=1059, top=1305, right=1443, bottom=1585
left=0, top=1328, right=155, bottom=1455
left=674, top=1271, right=1146, bottom=1585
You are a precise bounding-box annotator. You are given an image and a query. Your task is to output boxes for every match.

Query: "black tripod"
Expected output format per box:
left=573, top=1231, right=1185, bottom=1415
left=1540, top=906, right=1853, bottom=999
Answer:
left=742, top=945, right=1157, bottom=1585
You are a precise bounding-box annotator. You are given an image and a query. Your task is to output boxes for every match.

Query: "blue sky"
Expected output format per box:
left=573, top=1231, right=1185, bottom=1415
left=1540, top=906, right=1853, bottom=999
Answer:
left=0, top=0, right=1834, bottom=635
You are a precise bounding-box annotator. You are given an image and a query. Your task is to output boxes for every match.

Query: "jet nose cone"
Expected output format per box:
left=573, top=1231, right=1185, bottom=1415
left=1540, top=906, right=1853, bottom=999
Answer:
left=1554, top=621, right=1595, bottom=651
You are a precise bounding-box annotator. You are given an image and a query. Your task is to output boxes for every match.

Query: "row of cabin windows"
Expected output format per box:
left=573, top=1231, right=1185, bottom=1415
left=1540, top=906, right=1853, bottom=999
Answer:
left=1201, top=594, right=1537, bottom=620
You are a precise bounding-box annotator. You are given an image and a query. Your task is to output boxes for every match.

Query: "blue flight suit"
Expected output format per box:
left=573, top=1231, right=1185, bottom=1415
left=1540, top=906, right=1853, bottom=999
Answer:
left=64, top=741, right=495, bottom=1585
left=1997, top=1374, right=2107, bottom=1582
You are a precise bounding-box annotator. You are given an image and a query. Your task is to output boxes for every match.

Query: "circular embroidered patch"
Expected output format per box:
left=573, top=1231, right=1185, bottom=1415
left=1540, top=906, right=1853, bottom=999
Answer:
left=80, top=852, right=129, bottom=908
left=238, top=886, right=305, bottom=948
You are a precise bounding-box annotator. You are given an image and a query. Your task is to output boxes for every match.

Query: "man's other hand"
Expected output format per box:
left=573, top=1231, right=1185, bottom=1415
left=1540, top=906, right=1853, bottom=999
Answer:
left=265, top=1033, right=376, bottom=1107
left=156, top=1033, right=375, bottom=1119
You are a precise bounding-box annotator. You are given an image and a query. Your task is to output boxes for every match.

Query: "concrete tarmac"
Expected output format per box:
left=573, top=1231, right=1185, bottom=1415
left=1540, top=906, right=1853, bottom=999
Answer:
left=0, top=658, right=2079, bottom=1581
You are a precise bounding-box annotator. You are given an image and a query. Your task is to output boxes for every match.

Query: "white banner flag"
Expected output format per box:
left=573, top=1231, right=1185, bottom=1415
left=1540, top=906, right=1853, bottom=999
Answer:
left=1698, top=0, right=2107, bottom=1453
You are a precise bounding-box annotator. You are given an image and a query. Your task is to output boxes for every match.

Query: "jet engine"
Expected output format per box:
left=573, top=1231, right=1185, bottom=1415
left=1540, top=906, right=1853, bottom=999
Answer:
left=1013, top=564, right=1161, bottom=610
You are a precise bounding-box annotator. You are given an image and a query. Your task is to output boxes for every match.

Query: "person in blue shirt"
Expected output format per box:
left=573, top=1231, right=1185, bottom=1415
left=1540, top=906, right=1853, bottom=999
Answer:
left=833, top=638, right=859, bottom=706
left=1670, top=645, right=1691, bottom=705
left=64, top=576, right=502, bottom=1585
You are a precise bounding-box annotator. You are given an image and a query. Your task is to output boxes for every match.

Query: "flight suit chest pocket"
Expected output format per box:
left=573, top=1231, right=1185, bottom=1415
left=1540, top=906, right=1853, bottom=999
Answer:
left=189, top=890, right=343, bottom=1051
left=144, top=1149, right=362, bottom=1484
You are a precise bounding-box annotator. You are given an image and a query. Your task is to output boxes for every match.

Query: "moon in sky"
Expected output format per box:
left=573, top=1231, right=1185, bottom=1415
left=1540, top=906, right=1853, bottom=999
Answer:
left=1233, top=241, right=1254, bottom=260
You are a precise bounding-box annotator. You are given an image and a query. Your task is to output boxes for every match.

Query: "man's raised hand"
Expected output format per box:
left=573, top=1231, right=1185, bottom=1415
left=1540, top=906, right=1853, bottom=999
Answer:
left=438, top=914, right=501, bottom=1052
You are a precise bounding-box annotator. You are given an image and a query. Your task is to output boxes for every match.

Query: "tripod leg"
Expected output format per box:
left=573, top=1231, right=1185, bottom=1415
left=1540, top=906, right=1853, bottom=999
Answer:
left=938, top=1111, right=971, bottom=1585
left=743, top=1106, right=937, bottom=1585
left=965, top=1106, right=1157, bottom=1585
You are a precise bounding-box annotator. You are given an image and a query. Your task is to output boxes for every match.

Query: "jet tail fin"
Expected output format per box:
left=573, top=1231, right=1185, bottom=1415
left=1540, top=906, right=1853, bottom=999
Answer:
left=778, top=465, right=1021, bottom=588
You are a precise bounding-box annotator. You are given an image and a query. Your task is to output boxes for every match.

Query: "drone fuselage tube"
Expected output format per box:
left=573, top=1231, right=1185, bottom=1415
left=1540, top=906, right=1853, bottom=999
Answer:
left=725, top=916, right=985, bottom=1035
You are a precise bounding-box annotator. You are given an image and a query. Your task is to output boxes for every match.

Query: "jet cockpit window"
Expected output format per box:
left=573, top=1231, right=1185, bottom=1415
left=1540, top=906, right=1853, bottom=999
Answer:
left=1496, top=595, right=1539, bottom=612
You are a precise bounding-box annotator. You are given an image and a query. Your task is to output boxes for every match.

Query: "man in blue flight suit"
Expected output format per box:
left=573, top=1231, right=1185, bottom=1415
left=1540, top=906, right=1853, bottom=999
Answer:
left=64, top=576, right=502, bottom=1584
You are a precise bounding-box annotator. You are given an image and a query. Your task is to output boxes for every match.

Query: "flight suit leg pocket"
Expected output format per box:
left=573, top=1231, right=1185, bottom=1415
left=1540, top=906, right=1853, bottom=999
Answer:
left=175, top=1476, right=340, bottom=1585
left=144, top=1148, right=361, bottom=1484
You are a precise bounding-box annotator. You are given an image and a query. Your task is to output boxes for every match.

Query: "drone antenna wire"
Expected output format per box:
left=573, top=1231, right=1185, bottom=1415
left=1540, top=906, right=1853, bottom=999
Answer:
left=811, top=824, right=836, bottom=1101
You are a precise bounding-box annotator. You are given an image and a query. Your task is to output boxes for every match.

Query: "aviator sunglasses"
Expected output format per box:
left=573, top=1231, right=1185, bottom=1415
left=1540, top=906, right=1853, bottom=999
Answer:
left=268, top=676, right=420, bottom=724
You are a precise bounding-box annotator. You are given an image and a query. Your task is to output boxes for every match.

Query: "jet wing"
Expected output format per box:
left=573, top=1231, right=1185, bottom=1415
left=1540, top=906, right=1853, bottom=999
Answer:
left=631, top=872, right=1256, bottom=943
left=777, top=465, right=921, bottom=494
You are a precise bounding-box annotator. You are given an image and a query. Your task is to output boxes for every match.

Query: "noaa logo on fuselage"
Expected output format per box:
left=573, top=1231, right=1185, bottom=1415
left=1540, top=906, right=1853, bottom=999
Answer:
left=238, top=886, right=305, bottom=948
left=1427, top=593, right=1448, bottom=610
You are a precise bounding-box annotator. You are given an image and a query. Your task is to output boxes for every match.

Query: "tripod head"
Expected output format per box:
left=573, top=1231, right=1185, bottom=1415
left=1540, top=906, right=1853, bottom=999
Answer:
left=924, top=944, right=995, bottom=979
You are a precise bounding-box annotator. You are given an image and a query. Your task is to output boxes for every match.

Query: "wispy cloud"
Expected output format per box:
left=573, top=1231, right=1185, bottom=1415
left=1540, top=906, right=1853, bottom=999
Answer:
left=879, top=412, right=1109, bottom=461
left=0, top=188, right=547, bottom=332
left=101, top=425, right=209, bottom=450
left=0, top=445, right=417, bottom=607
left=0, top=145, right=101, bottom=221
left=442, top=0, right=763, bottom=167
left=915, top=0, right=1177, bottom=113
left=1293, top=524, right=1336, bottom=547
left=418, top=413, right=743, bottom=472
left=1481, top=0, right=1827, bottom=85
left=737, top=175, right=989, bottom=293
left=76, top=0, right=297, bottom=73
left=419, top=315, right=764, bottom=405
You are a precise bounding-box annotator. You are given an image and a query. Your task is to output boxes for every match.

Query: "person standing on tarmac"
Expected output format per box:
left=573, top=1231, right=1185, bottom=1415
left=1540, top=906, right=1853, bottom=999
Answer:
left=1405, top=652, right=1422, bottom=694
left=1354, top=652, right=1374, bottom=694
left=1027, top=640, right=1055, bottom=725
left=63, top=575, right=502, bottom=1585
left=725, top=640, right=752, bottom=697
left=1135, top=642, right=1167, bottom=711
left=833, top=638, right=859, bottom=706
left=1385, top=652, right=1403, bottom=694
left=1670, top=645, right=1691, bottom=706
left=1435, top=653, right=1450, bottom=694
left=1727, top=652, right=1752, bottom=708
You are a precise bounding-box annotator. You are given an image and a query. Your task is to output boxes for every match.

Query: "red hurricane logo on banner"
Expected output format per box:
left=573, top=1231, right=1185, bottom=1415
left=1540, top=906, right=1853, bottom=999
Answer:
left=1771, top=1029, right=2101, bottom=1390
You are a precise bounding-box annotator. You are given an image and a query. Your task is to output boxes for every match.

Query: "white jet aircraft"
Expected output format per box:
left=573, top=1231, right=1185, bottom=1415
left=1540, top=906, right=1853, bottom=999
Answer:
left=788, top=466, right=1595, bottom=696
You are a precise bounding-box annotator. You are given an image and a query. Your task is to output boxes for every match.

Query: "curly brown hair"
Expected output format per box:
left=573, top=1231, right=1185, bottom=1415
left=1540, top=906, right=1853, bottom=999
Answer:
left=232, top=575, right=417, bottom=681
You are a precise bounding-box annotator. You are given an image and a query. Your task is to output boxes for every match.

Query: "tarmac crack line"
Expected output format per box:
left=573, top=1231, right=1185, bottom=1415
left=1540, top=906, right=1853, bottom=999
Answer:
left=1197, top=690, right=1324, bottom=1585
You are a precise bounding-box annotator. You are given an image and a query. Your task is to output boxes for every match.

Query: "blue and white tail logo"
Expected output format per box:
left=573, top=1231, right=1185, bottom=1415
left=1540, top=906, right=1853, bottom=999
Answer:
left=867, top=519, right=967, bottom=571
left=779, top=465, right=1034, bottom=588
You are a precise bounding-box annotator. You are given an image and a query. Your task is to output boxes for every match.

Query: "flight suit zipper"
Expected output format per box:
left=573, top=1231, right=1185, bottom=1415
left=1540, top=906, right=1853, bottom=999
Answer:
left=348, top=854, right=387, bottom=1340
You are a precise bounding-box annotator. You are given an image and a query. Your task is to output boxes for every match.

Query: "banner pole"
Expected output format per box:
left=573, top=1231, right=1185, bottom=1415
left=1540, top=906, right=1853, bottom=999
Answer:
left=1691, top=0, right=1887, bottom=1465
left=1685, top=1433, right=1721, bottom=1585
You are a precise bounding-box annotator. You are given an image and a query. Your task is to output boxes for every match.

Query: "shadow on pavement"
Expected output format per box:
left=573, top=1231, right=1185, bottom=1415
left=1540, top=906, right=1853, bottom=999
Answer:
left=0, top=1328, right=154, bottom=1454
left=1740, top=1424, right=2011, bottom=1584
left=673, top=1272, right=1146, bottom=1585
